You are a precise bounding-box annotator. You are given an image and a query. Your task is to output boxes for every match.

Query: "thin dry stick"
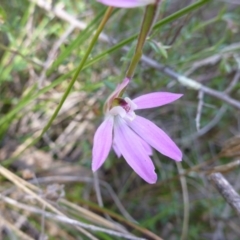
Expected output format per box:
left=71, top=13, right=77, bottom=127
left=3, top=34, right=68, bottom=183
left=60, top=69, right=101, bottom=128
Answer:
left=29, top=0, right=240, bottom=109
left=28, top=176, right=162, bottom=240
left=208, top=173, right=240, bottom=215
left=0, top=195, right=146, bottom=240
left=40, top=204, right=47, bottom=240
left=61, top=199, right=126, bottom=232
left=176, top=162, right=189, bottom=240
left=141, top=56, right=240, bottom=110
left=0, top=165, right=98, bottom=240
left=225, top=70, right=240, bottom=94
left=206, top=160, right=240, bottom=174
left=14, top=211, right=31, bottom=231
left=29, top=0, right=109, bottom=41
left=1, top=179, right=127, bottom=234
left=93, top=171, right=104, bottom=208
left=0, top=217, right=34, bottom=240
left=38, top=25, right=75, bottom=88
left=0, top=168, right=158, bottom=239
left=93, top=171, right=118, bottom=227
left=212, top=172, right=240, bottom=240
left=31, top=175, right=137, bottom=223
left=0, top=43, right=43, bottom=66
left=188, top=62, right=239, bottom=141
left=182, top=105, right=227, bottom=143
left=195, top=90, right=204, bottom=132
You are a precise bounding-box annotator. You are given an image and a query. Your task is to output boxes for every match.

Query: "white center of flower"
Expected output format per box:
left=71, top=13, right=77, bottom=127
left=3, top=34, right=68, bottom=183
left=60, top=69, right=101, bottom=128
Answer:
left=108, top=97, right=137, bottom=121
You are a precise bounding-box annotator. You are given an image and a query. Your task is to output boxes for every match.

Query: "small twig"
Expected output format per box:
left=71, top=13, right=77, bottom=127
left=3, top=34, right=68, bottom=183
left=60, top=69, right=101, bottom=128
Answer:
left=38, top=25, right=75, bottom=88
left=176, top=162, right=189, bottom=240
left=29, top=175, right=137, bottom=223
left=60, top=199, right=126, bottom=232
left=30, top=0, right=240, bottom=110
left=29, top=0, right=109, bottom=42
left=181, top=105, right=227, bottom=143
left=40, top=204, right=47, bottom=240
left=225, top=70, right=240, bottom=94
left=0, top=195, right=146, bottom=240
left=93, top=171, right=104, bottom=208
left=0, top=43, right=44, bottom=67
left=29, top=176, right=161, bottom=239
left=206, top=159, right=240, bottom=174
left=0, top=215, right=34, bottom=240
left=195, top=90, right=204, bottom=132
left=143, top=60, right=240, bottom=110
left=0, top=165, right=98, bottom=240
left=24, top=2, right=36, bottom=48
left=212, top=172, right=240, bottom=240
left=93, top=171, right=116, bottom=222
left=183, top=66, right=239, bottom=142
left=208, top=173, right=240, bottom=215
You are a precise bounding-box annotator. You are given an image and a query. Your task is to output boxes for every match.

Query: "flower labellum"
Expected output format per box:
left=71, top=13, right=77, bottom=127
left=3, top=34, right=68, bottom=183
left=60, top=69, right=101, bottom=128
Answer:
left=92, top=78, right=183, bottom=184
left=97, top=0, right=156, bottom=8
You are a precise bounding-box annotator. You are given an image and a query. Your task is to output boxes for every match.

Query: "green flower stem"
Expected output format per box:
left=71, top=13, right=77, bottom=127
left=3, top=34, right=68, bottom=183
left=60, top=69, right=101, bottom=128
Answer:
left=83, top=0, right=210, bottom=70
left=40, top=6, right=112, bottom=138
left=126, top=3, right=160, bottom=78
left=3, top=7, right=113, bottom=166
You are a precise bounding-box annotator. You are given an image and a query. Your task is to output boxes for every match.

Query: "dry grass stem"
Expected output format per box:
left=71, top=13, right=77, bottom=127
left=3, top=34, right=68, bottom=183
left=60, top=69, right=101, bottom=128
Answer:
left=209, top=173, right=240, bottom=215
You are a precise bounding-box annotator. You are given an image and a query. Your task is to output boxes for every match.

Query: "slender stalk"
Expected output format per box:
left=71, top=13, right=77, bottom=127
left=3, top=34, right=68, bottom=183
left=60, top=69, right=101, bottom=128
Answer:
left=40, top=7, right=113, bottom=137
left=3, top=7, right=113, bottom=166
left=0, top=0, right=211, bottom=133
left=126, top=3, right=160, bottom=78
left=176, top=162, right=189, bottom=240
left=125, top=0, right=210, bottom=79
left=83, top=0, right=210, bottom=70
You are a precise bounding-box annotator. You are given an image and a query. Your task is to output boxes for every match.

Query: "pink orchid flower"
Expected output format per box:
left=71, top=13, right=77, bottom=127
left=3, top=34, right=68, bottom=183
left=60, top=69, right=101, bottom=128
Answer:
left=92, top=78, right=182, bottom=184
left=97, top=0, right=155, bottom=8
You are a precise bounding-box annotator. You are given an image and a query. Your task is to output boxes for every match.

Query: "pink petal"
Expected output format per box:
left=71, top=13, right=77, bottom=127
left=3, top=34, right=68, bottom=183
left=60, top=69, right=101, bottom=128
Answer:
left=114, top=117, right=157, bottom=184
left=113, top=78, right=130, bottom=98
left=113, top=142, right=121, bottom=158
left=104, top=78, right=130, bottom=112
left=128, top=116, right=182, bottom=161
left=139, top=137, right=152, bottom=156
left=113, top=135, right=152, bottom=157
left=97, top=0, right=154, bottom=8
left=133, top=92, right=183, bottom=110
left=92, top=117, right=114, bottom=171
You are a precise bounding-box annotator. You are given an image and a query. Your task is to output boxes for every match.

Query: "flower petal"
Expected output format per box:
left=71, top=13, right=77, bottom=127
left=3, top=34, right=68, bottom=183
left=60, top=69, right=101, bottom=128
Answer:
left=114, top=78, right=130, bottom=97
left=140, top=139, right=152, bottom=156
left=113, top=142, right=121, bottom=158
left=114, top=117, right=157, bottom=184
left=133, top=92, right=183, bottom=109
left=113, top=135, right=152, bottom=157
left=104, top=78, right=130, bottom=112
left=97, top=0, right=155, bottom=8
left=92, top=117, right=114, bottom=171
left=128, top=115, right=182, bottom=161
